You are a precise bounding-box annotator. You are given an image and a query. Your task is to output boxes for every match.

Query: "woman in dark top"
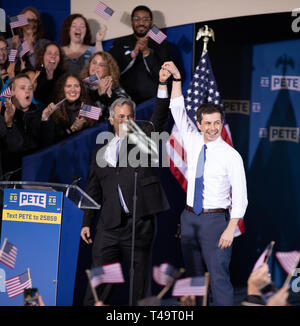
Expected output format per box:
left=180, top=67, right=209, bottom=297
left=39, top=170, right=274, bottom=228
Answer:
left=80, top=51, right=129, bottom=119
left=42, top=72, right=95, bottom=142
left=34, top=42, right=66, bottom=107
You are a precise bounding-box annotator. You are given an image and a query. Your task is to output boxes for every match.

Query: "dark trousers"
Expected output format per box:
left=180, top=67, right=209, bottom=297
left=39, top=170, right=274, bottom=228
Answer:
left=180, top=209, right=234, bottom=306
left=84, top=213, right=155, bottom=306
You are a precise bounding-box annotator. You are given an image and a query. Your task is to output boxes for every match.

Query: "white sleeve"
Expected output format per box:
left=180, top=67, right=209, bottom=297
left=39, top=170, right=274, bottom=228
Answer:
left=227, top=152, right=248, bottom=219
left=169, top=96, right=198, bottom=145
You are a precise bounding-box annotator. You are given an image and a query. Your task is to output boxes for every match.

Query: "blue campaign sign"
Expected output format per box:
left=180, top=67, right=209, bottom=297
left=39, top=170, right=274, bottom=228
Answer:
left=0, top=189, right=63, bottom=306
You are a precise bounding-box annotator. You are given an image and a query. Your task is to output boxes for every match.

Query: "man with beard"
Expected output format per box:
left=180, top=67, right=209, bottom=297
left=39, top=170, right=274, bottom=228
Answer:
left=109, top=5, right=171, bottom=104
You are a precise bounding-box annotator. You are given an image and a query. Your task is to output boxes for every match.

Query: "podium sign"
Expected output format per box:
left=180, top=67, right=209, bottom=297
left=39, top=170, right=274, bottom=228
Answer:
left=0, top=189, right=63, bottom=306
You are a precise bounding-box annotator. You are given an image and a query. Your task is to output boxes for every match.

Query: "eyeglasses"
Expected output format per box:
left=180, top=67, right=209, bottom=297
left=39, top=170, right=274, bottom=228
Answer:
left=0, top=47, right=8, bottom=52
left=132, top=16, right=152, bottom=22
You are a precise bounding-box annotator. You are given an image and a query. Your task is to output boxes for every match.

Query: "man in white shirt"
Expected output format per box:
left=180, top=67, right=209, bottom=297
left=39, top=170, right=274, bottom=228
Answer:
left=161, top=61, right=248, bottom=305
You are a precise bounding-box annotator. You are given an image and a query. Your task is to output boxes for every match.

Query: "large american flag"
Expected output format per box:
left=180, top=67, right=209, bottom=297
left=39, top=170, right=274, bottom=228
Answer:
left=5, top=270, right=32, bottom=298
left=148, top=25, right=167, bottom=44
left=166, top=51, right=244, bottom=237
left=9, top=14, right=28, bottom=29
left=90, top=262, right=124, bottom=288
left=79, top=104, right=102, bottom=120
left=172, top=276, right=206, bottom=297
left=0, top=239, right=17, bottom=269
left=94, top=1, right=114, bottom=20
left=153, top=263, right=179, bottom=286
left=275, top=251, right=300, bottom=274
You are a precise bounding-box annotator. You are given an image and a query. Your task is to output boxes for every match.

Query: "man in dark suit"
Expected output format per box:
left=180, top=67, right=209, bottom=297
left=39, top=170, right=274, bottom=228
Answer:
left=109, top=5, right=171, bottom=104
left=81, top=70, right=171, bottom=305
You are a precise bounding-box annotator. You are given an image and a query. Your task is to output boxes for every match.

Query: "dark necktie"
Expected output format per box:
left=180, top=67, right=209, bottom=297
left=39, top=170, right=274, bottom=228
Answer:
left=193, top=144, right=207, bottom=215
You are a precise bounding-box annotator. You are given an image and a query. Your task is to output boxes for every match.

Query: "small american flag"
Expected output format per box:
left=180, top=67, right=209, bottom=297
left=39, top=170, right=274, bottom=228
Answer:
left=9, top=14, right=28, bottom=29
left=19, top=41, right=30, bottom=58
left=0, top=87, right=12, bottom=98
left=252, top=241, right=275, bottom=272
left=90, top=262, right=124, bottom=288
left=8, top=49, right=18, bottom=62
left=0, top=239, right=17, bottom=269
left=79, top=104, right=102, bottom=120
left=275, top=251, right=300, bottom=274
left=153, top=263, right=179, bottom=286
left=94, top=1, right=114, bottom=20
left=82, top=74, right=100, bottom=87
left=148, top=25, right=167, bottom=44
left=5, top=270, right=32, bottom=298
left=172, top=276, right=206, bottom=297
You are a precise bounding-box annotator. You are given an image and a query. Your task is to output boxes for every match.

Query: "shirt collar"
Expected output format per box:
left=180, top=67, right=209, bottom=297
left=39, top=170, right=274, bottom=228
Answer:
left=205, top=135, right=222, bottom=150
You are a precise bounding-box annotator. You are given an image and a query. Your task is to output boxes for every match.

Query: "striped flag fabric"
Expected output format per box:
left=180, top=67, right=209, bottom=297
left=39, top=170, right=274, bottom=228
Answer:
left=0, top=239, right=17, bottom=269
left=0, top=87, right=12, bottom=98
left=90, top=262, right=124, bottom=288
left=8, top=49, right=18, bottom=62
left=165, top=51, right=244, bottom=237
left=275, top=251, right=300, bottom=274
left=9, top=14, right=28, bottom=29
left=153, top=263, right=179, bottom=286
left=252, top=241, right=275, bottom=272
left=82, top=74, right=100, bottom=87
left=94, top=1, right=114, bottom=20
left=148, top=25, right=167, bottom=44
left=5, top=271, right=32, bottom=298
left=79, top=104, right=102, bottom=120
left=172, top=276, right=206, bottom=297
left=19, top=41, right=30, bottom=58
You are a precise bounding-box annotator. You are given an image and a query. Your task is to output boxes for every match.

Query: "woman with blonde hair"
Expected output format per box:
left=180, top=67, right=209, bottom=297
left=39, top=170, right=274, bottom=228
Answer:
left=80, top=51, right=129, bottom=119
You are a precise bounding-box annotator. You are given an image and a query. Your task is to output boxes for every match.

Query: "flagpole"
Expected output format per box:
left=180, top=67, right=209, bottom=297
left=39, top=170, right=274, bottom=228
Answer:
left=27, top=267, right=31, bottom=286
left=85, top=269, right=100, bottom=304
left=264, top=241, right=275, bottom=264
left=196, top=25, right=215, bottom=57
left=202, top=272, right=210, bottom=306
left=156, top=268, right=185, bottom=300
left=0, top=237, right=7, bottom=258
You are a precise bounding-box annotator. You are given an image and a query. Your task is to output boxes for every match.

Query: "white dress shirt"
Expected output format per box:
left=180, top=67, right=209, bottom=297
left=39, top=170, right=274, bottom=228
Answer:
left=104, top=135, right=130, bottom=214
left=170, top=96, right=248, bottom=219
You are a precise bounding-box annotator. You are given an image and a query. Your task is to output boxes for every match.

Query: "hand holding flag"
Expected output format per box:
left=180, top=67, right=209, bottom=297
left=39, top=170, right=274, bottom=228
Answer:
left=252, top=241, right=275, bottom=272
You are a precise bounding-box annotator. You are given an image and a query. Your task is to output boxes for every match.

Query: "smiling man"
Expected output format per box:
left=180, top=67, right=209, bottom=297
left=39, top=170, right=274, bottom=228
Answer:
left=161, top=61, right=248, bottom=306
left=109, top=5, right=171, bottom=104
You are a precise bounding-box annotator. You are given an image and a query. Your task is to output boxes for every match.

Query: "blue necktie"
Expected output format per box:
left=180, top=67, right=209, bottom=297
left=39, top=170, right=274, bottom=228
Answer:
left=193, top=144, right=207, bottom=215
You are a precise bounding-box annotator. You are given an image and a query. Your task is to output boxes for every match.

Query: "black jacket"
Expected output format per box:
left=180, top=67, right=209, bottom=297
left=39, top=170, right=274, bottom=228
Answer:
left=109, top=34, right=171, bottom=104
left=0, top=104, right=54, bottom=177
left=82, top=97, right=170, bottom=230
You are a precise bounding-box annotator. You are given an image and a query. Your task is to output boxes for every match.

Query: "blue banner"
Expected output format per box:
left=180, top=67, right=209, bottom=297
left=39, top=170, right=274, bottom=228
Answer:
left=0, top=189, right=63, bottom=305
left=247, top=39, right=300, bottom=285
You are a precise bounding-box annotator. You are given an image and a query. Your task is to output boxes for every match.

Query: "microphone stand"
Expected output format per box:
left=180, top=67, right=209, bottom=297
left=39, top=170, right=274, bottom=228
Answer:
left=129, top=170, right=138, bottom=306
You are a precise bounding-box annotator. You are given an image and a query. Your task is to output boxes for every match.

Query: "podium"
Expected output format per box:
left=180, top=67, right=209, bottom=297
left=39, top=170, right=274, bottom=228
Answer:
left=0, top=181, right=100, bottom=306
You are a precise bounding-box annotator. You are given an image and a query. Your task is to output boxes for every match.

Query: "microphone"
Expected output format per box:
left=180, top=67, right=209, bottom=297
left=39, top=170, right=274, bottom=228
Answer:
left=0, top=167, right=22, bottom=181
left=71, top=175, right=82, bottom=186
